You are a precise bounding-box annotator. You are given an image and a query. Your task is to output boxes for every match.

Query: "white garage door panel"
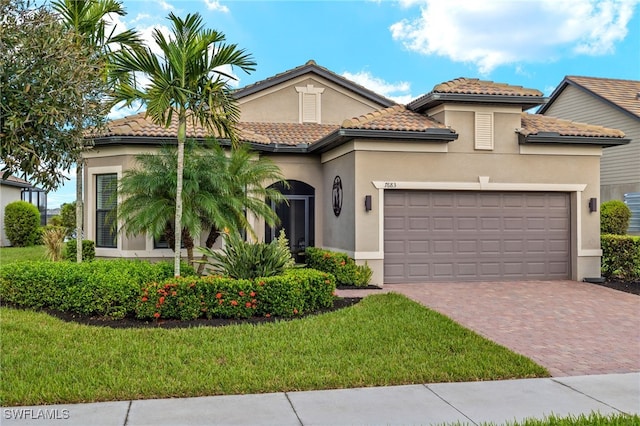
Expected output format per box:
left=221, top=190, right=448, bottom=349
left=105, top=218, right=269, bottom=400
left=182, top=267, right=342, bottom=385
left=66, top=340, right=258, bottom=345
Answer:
left=384, top=191, right=571, bottom=283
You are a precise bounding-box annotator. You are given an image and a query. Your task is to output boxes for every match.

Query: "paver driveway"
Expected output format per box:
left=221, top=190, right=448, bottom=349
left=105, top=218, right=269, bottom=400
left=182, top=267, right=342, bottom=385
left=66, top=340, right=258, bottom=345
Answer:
left=341, top=281, right=640, bottom=377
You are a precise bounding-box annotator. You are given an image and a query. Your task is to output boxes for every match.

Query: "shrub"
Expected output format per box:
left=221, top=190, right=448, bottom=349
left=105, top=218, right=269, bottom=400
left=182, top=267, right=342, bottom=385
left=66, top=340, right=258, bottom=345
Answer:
left=137, top=276, right=257, bottom=320
left=63, top=239, right=95, bottom=261
left=601, top=234, right=640, bottom=280
left=0, top=259, right=183, bottom=319
left=42, top=226, right=67, bottom=261
left=4, top=201, right=40, bottom=246
left=60, top=201, right=76, bottom=238
left=199, top=232, right=293, bottom=279
left=135, top=268, right=334, bottom=320
left=305, top=247, right=372, bottom=287
left=600, top=200, right=631, bottom=235
left=256, top=268, right=335, bottom=317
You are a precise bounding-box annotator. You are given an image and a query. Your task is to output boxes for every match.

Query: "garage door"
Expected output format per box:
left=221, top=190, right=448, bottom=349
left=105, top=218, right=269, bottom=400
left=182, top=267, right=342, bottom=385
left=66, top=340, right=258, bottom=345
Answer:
left=384, top=191, right=570, bottom=283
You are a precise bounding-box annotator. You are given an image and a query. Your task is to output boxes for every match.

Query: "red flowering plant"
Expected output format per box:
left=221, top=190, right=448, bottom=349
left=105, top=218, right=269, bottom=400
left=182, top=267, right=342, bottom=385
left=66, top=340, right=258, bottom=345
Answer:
left=304, top=247, right=372, bottom=287
left=200, top=276, right=257, bottom=319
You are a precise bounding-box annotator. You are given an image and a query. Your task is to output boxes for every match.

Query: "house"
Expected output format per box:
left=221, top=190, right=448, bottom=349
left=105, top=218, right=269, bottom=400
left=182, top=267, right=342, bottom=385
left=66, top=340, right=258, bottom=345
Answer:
left=539, top=76, right=640, bottom=234
left=0, top=176, right=47, bottom=246
left=83, top=60, right=628, bottom=284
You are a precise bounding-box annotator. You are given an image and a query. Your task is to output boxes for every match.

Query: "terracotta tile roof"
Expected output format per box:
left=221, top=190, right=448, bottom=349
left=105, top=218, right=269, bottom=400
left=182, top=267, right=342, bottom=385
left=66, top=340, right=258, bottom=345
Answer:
left=565, top=76, right=640, bottom=118
left=0, top=175, right=32, bottom=187
left=341, top=105, right=449, bottom=131
left=91, top=105, right=448, bottom=146
left=520, top=113, right=626, bottom=138
left=433, top=78, right=543, bottom=97
left=239, top=122, right=338, bottom=145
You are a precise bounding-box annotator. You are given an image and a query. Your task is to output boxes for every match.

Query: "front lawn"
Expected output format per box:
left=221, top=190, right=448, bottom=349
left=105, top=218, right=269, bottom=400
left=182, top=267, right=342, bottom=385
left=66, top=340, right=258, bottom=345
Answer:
left=0, top=293, right=548, bottom=406
left=0, top=246, right=46, bottom=264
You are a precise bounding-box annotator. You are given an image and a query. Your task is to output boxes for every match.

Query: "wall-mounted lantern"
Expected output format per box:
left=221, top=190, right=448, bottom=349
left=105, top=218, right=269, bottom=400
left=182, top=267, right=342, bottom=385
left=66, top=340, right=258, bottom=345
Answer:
left=364, top=195, right=372, bottom=212
left=588, top=197, right=598, bottom=213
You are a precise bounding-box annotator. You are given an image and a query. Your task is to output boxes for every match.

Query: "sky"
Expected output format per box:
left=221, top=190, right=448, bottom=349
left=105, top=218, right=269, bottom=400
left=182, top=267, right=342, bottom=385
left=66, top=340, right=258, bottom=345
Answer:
left=46, top=0, right=640, bottom=209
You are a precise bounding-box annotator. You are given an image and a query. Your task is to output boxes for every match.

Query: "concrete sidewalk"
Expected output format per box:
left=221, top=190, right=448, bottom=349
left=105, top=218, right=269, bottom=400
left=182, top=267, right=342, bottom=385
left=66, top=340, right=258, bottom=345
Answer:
left=2, top=373, right=638, bottom=426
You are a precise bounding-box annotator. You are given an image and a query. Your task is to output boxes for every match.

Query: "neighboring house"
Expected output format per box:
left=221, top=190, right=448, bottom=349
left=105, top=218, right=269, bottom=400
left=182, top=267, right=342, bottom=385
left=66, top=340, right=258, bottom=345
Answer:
left=539, top=76, right=640, bottom=234
left=0, top=176, right=47, bottom=246
left=84, top=60, right=628, bottom=284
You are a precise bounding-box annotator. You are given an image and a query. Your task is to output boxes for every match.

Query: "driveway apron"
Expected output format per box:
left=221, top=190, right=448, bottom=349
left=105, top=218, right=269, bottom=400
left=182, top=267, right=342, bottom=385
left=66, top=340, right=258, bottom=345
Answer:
left=381, top=281, right=640, bottom=377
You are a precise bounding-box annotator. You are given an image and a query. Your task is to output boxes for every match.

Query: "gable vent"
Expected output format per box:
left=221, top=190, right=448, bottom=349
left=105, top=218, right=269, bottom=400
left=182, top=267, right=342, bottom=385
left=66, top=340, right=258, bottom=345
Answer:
left=475, top=112, right=494, bottom=150
left=296, top=84, right=325, bottom=123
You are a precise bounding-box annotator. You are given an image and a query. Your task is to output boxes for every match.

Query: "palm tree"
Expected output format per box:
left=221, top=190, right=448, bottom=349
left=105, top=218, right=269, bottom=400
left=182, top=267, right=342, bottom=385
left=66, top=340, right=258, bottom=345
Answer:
left=111, top=12, right=256, bottom=276
left=52, top=0, right=141, bottom=263
left=116, top=140, right=286, bottom=270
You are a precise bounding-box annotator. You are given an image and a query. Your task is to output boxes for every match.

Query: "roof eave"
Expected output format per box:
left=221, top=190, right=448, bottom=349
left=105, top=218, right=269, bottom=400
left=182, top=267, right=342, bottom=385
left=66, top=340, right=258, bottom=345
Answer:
left=309, top=128, right=458, bottom=154
left=518, top=132, right=630, bottom=148
left=409, top=93, right=547, bottom=112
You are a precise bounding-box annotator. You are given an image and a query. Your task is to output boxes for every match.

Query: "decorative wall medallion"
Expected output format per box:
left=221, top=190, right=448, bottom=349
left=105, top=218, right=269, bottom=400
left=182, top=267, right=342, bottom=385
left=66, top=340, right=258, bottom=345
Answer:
left=332, top=176, right=343, bottom=216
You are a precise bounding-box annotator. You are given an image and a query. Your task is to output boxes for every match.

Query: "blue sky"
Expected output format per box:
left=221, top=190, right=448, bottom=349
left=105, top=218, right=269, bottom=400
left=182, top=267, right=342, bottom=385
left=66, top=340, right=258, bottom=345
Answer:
left=47, top=0, right=640, bottom=208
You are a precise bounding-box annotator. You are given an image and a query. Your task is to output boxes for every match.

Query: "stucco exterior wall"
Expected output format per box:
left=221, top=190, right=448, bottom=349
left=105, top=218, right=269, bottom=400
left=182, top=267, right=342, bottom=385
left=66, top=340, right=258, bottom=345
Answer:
left=321, top=152, right=356, bottom=252
left=238, top=76, right=384, bottom=125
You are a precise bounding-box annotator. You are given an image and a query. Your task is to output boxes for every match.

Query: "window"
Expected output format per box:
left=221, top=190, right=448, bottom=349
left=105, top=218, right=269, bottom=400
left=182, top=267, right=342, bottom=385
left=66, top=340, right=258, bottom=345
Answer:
left=96, top=174, right=117, bottom=248
left=295, top=84, right=325, bottom=123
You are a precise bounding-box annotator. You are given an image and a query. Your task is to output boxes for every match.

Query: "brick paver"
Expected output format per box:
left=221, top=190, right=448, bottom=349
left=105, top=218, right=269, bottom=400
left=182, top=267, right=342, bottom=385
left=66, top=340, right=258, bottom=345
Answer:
left=338, top=281, right=640, bottom=377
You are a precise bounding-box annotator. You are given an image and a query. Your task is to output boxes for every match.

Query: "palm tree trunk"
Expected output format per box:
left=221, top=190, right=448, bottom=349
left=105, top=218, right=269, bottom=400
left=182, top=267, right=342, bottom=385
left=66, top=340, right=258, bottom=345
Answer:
left=196, top=225, right=221, bottom=275
left=75, top=160, right=83, bottom=263
left=174, top=115, right=186, bottom=277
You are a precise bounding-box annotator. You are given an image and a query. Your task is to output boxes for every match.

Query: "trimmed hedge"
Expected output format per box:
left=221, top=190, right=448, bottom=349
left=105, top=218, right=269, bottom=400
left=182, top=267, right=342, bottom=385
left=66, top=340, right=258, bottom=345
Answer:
left=600, top=200, right=631, bottom=235
left=0, top=260, right=193, bottom=319
left=136, top=268, right=336, bottom=320
left=63, top=239, right=96, bottom=261
left=601, top=234, right=640, bottom=280
left=305, top=247, right=372, bottom=287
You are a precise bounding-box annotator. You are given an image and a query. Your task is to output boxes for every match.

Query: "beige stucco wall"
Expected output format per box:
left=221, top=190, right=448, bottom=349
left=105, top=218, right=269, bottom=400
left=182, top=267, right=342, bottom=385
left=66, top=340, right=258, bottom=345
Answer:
left=321, top=152, right=356, bottom=252
left=238, top=76, right=385, bottom=125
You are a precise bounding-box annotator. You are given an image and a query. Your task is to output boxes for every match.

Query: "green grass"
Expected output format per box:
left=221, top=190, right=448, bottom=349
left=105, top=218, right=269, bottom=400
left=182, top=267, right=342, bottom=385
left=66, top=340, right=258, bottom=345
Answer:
left=0, top=293, right=548, bottom=406
left=0, top=246, right=46, bottom=264
left=495, top=412, right=640, bottom=425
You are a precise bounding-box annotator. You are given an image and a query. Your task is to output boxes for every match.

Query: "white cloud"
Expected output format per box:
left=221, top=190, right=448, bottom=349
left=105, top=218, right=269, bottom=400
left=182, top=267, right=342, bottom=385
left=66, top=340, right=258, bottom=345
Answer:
left=342, top=71, right=413, bottom=104
left=158, top=0, right=174, bottom=11
left=390, top=0, right=638, bottom=74
left=203, top=0, right=230, bottom=13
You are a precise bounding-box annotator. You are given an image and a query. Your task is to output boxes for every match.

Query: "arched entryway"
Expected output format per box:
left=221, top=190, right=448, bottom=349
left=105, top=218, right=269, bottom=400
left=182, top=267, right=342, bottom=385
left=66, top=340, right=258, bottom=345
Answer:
left=266, top=180, right=315, bottom=262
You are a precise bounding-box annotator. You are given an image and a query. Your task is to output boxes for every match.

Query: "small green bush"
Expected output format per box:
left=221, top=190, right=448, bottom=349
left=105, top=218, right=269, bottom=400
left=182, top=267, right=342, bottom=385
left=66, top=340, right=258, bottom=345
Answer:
left=0, top=259, right=184, bottom=319
left=600, top=200, right=631, bottom=235
left=199, top=232, right=294, bottom=279
left=601, top=234, right=640, bottom=280
left=135, top=268, right=335, bottom=320
left=137, top=276, right=257, bottom=320
left=305, top=247, right=372, bottom=287
left=4, top=201, right=41, bottom=246
left=63, top=239, right=96, bottom=261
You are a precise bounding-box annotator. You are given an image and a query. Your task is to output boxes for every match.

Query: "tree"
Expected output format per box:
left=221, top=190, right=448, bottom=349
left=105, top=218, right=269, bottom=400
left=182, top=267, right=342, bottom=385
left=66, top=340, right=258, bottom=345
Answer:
left=116, top=141, right=286, bottom=271
left=0, top=0, right=106, bottom=191
left=111, top=12, right=256, bottom=276
left=51, top=0, right=142, bottom=263
left=60, top=202, right=77, bottom=238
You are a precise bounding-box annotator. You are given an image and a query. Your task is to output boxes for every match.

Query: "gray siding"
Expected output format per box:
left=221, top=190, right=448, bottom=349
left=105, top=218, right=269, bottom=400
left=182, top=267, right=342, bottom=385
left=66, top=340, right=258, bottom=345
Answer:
left=543, top=85, right=640, bottom=196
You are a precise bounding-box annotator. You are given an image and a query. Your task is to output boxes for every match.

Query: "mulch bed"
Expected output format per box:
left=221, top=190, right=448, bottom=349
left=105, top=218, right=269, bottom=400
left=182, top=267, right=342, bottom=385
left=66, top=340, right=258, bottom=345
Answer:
left=588, top=280, right=640, bottom=296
